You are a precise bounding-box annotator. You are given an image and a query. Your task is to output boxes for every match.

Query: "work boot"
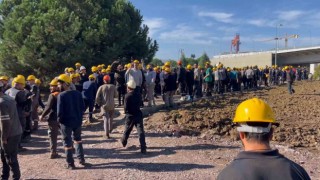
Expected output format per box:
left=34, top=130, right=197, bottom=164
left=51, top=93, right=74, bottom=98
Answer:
left=65, top=163, right=76, bottom=170
left=141, top=147, right=147, bottom=154
left=50, top=152, right=61, bottom=159
left=120, top=137, right=127, bottom=147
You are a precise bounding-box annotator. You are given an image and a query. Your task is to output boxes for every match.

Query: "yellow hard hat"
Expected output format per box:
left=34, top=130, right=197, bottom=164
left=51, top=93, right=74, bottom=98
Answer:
left=35, top=79, right=41, bottom=85
left=101, top=64, right=106, bottom=68
left=233, top=98, right=276, bottom=123
left=75, top=62, right=81, bottom=67
left=13, top=76, right=26, bottom=85
left=91, top=66, right=98, bottom=72
left=97, top=65, right=102, bottom=70
left=153, top=67, right=158, bottom=71
left=68, top=67, right=75, bottom=73
left=27, top=75, right=36, bottom=81
left=0, top=76, right=9, bottom=81
left=57, top=74, right=71, bottom=84
left=138, top=64, right=142, bottom=69
left=164, top=67, right=171, bottom=72
left=164, top=62, right=171, bottom=67
left=89, top=74, right=95, bottom=80
left=186, top=64, right=192, bottom=70
left=106, top=67, right=111, bottom=72
left=133, top=60, right=139, bottom=64
left=70, top=74, right=78, bottom=79
left=101, top=69, right=107, bottom=73
left=146, top=65, right=151, bottom=69
left=75, top=73, right=80, bottom=77
left=49, top=79, right=58, bottom=86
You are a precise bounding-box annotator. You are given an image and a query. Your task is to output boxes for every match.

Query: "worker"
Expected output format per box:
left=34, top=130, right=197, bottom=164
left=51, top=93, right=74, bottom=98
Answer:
left=95, top=75, right=117, bottom=139
left=145, top=64, right=156, bottom=107
left=193, top=64, right=201, bottom=98
left=114, top=64, right=126, bottom=107
left=176, top=60, right=187, bottom=101
left=120, top=80, right=147, bottom=154
left=125, top=60, right=143, bottom=107
left=26, top=75, right=40, bottom=131
left=154, top=67, right=161, bottom=98
left=0, top=76, right=11, bottom=92
left=69, top=74, right=77, bottom=90
left=163, top=67, right=176, bottom=108
left=285, top=66, right=295, bottom=94
left=185, top=64, right=194, bottom=101
left=245, top=66, right=254, bottom=90
left=68, top=68, right=75, bottom=75
left=5, top=76, right=29, bottom=151
left=39, top=79, right=61, bottom=159
left=204, top=62, right=213, bottom=96
left=35, top=79, right=45, bottom=110
left=57, top=74, right=86, bottom=169
left=82, top=74, right=97, bottom=123
left=75, top=62, right=81, bottom=73
left=79, top=66, right=89, bottom=86
left=217, top=98, right=310, bottom=180
left=0, top=82, right=22, bottom=180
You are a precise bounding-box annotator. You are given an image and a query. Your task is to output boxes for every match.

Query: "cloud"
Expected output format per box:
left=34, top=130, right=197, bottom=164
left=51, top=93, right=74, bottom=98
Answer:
left=277, top=10, right=304, bottom=21
left=247, top=19, right=268, bottom=27
left=159, top=25, right=213, bottom=45
left=198, top=11, right=233, bottom=23
left=143, top=18, right=166, bottom=37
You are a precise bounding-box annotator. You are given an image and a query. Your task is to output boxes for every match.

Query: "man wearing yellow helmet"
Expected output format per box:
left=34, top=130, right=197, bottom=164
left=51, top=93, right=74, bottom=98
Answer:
left=126, top=59, right=143, bottom=106
left=82, top=74, right=98, bottom=123
left=5, top=76, right=29, bottom=151
left=26, top=75, right=41, bottom=131
left=75, top=62, right=81, bottom=73
left=0, top=76, right=11, bottom=92
left=57, top=74, right=87, bottom=169
left=218, top=98, right=310, bottom=180
left=163, top=67, right=176, bottom=108
left=0, top=81, right=23, bottom=179
left=39, top=79, right=61, bottom=159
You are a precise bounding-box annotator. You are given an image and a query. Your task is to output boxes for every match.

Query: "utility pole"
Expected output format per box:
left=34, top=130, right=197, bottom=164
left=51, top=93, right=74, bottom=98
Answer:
left=275, top=24, right=283, bottom=66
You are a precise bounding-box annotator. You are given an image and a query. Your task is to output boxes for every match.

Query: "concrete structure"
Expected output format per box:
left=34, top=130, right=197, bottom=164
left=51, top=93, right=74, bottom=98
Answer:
left=211, top=46, right=320, bottom=73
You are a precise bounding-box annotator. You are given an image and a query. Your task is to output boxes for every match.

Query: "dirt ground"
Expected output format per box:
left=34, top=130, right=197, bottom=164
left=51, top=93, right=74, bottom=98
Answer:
left=13, top=81, right=320, bottom=179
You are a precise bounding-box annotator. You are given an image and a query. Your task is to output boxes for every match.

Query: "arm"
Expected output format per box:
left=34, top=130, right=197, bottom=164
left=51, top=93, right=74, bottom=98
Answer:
left=57, top=94, right=63, bottom=123
left=38, top=95, right=45, bottom=109
left=95, top=86, right=102, bottom=106
left=0, top=104, right=12, bottom=144
left=40, top=94, right=54, bottom=120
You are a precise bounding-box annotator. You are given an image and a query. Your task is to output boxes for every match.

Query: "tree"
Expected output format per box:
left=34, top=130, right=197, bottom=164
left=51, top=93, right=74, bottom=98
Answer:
left=313, top=65, right=320, bottom=80
left=150, top=58, right=163, bottom=66
left=197, top=52, right=210, bottom=68
left=0, top=0, right=158, bottom=79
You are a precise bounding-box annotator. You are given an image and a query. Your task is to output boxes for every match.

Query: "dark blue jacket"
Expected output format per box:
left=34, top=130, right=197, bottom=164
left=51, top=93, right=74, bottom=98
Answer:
left=57, top=90, right=85, bottom=128
left=82, top=81, right=97, bottom=100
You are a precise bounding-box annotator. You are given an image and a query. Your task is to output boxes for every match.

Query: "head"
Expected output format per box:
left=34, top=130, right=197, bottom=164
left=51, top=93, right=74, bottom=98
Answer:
left=118, top=64, right=123, bottom=71
left=103, top=75, right=110, bottom=84
left=49, top=79, right=59, bottom=93
left=80, top=66, right=86, bottom=74
left=68, top=68, right=75, bottom=74
left=233, top=98, right=277, bottom=151
left=177, top=60, right=182, bottom=66
left=57, top=74, right=71, bottom=92
left=133, top=60, right=139, bottom=69
left=0, top=76, right=9, bottom=85
left=193, top=64, right=198, bottom=69
left=75, top=62, right=81, bottom=69
left=27, top=75, right=36, bottom=85
left=126, top=80, right=136, bottom=92
left=89, top=74, right=95, bottom=82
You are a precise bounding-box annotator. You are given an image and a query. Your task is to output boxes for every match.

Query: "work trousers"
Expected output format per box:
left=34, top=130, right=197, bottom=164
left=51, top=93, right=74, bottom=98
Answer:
left=187, top=83, right=194, bottom=100
left=122, top=114, right=146, bottom=149
left=103, top=110, right=114, bottom=136
left=48, top=121, right=59, bottom=153
left=287, top=81, right=294, bottom=94
left=179, top=82, right=186, bottom=96
left=146, top=83, right=155, bottom=106
left=164, top=91, right=175, bottom=107
left=117, top=86, right=126, bottom=106
left=193, top=80, right=201, bottom=98
left=60, top=125, right=84, bottom=165
left=1, top=135, right=21, bottom=180
left=84, top=99, right=94, bottom=119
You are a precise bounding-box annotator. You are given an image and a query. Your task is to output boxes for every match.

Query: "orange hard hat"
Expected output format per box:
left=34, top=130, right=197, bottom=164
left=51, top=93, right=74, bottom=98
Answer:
left=103, top=75, right=110, bottom=82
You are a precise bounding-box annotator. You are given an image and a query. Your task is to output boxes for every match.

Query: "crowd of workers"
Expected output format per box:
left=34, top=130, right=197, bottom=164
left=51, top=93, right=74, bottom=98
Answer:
left=0, top=58, right=312, bottom=178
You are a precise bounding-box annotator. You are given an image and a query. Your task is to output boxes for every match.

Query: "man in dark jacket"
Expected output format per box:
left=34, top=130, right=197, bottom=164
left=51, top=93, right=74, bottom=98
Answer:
left=114, top=64, right=127, bottom=107
left=218, top=98, right=310, bottom=180
left=120, top=80, right=147, bottom=154
left=186, top=65, right=194, bottom=101
left=39, top=79, right=61, bottom=159
left=163, top=68, right=176, bottom=108
left=176, top=60, right=186, bottom=101
left=285, top=66, right=295, bottom=94
left=57, top=74, right=86, bottom=169
left=0, top=82, right=23, bottom=180
left=82, top=74, right=97, bottom=123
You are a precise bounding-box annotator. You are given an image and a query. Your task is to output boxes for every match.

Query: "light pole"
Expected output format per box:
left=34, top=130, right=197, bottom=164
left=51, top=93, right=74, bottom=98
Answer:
left=275, top=24, right=283, bottom=66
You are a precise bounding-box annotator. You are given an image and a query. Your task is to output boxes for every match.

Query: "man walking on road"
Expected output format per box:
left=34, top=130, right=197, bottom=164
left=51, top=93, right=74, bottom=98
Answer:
left=57, top=74, right=86, bottom=169
left=120, top=80, right=147, bottom=154
left=218, top=98, right=310, bottom=180
left=0, top=82, right=22, bottom=180
left=95, top=75, right=117, bottom=139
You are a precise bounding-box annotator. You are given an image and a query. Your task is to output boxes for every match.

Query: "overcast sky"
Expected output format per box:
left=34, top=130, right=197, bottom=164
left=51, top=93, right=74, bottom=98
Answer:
left=129, top=0, right=320, bottom=60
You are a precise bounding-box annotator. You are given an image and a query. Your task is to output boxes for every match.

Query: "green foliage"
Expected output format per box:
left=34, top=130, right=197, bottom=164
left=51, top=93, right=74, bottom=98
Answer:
left=150, top=58, right=163, bottom=66
left=167, top=60, right=177, bottom=68
left=0, top=0, right=158, bottom=79
left=197, top=52, right=210, bottom=68
left=314, top=65, right=320, bottom=80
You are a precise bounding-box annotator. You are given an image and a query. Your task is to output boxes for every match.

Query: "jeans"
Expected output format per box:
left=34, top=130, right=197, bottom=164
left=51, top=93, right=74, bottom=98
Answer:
left=1, top=135, right=21, bottom=180
left=60, top=125, right=84, bottom=165
left=84, top=99, right=94, bottom=119
left=103, top=111, right=114, bottom=136
left=193, top=80, right=201, bottom=98
left=179, top=82, right=187, bottom=96
left=48, top=121, right=59, bottom=153
left=146, top=83, right=155, bottom=106
left=164, top=91, right=175, bottom=107
left=287, top=81, right=293, bottom=94
left=122, top=114, right=146, bottom=149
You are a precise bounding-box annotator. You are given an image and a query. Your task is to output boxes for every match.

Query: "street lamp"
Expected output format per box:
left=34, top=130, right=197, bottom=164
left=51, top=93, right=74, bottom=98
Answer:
left=275, top=24, right=283, bottom=66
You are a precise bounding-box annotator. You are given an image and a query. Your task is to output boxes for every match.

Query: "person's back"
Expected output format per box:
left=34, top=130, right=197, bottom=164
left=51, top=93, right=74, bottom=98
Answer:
left=124, top=90, right=142, bottom=117
left=218, top=149, right=310, bottom=180
left=57, top=90, right=84, bottom=128
left=82, top=81, right=97, bottom=100
left=96, top=84, right=116, bottom=111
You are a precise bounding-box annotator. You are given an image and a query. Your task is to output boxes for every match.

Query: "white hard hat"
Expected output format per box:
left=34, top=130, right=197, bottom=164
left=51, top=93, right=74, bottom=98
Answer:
left=126, top=80, right=136, bottom=89
left=80, top=66, right=86, bottom=70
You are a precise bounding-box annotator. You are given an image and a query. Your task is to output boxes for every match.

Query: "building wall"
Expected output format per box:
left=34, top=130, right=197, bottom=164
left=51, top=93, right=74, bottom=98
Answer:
left=211, top=52, right=272, bottom=68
